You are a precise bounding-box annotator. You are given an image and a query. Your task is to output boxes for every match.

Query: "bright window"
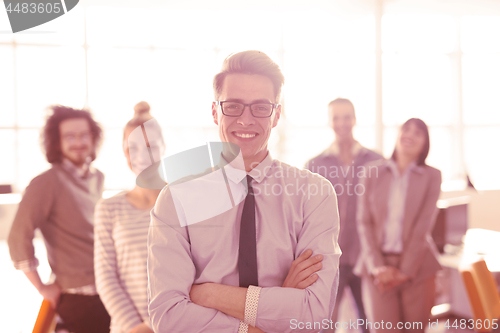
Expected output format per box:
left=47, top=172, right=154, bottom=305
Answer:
left=464, top=127, right=500, bottom=190
left=16, top=46, right=86, bottom=127
left=382, top=53, right=453, bottom=127
left=462, top=54, right=500, bottom=125
left=461, top=15, right=500, bottom=189
left=382, top=13, right=458, bottom=183
left=0, top=46, right=15, bottom=127
left=1, top=3, right=500, bottom=193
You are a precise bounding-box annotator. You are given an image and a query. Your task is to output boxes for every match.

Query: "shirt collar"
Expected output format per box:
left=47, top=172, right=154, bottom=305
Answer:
left=414, top=164, right=425, bottom=174
left=62, top=158, right=95, bottom=179
left=219, top=151, right=274, bottom=185
left=220, top=151, right=247, bottom=185
left=385, top=159, right=424, bottom=176
left=325, top=140, right=364, bottom=158
left=248, top=152, right=274, bottom=183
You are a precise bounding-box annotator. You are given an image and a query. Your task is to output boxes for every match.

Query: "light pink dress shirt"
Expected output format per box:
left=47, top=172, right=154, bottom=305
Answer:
left=148, top=153, right=341, bottom=333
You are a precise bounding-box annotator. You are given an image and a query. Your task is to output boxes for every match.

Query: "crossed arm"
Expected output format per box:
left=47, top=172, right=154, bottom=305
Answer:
left=148, top=184, right=340, bottom=333
left=189, top=250, right=324, bottom=332
left=148, top=217, right=333, bottom=333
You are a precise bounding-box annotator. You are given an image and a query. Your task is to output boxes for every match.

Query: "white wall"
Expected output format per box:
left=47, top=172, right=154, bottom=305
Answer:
left=440, top=189, right=500, bottom=232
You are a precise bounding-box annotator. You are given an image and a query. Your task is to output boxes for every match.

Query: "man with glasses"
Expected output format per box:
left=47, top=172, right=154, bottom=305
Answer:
left=148, top=50, right=341, bottom=333
left=8, top=105, right=110, bottom=333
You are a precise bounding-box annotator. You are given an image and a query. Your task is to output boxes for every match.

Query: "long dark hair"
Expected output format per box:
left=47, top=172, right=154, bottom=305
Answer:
left=391, top=118, right=430, bottom=166
left=42, top=105, right=103, bottom=164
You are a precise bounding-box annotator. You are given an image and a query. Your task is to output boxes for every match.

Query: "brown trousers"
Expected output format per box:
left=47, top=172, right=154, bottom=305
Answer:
left=361, top=255, right=436, bottom=333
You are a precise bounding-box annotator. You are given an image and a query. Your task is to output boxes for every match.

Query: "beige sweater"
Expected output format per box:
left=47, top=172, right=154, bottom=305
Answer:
left=8, top=163, right=104, bottom=290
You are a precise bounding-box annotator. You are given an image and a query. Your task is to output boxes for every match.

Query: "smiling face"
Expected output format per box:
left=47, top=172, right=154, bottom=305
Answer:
left=59, top=118, right=94, bottom=167
left=123, top=120, right=165, bottom=176
left=212, top=73, right=281, bottom=170
left=329, top=103, right=356, bottom=142
left=396, top=121, right=427, bottom=162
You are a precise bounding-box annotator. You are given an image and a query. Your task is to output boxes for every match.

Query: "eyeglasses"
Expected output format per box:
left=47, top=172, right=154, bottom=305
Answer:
left=215, top=101, right=278, bottom=118
left=61, top=132, right=92, bottom=143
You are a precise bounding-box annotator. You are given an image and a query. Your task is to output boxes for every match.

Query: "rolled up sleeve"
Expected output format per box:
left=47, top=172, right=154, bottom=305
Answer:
left=255, top=179, right=341, bottom=333
left=8, top=174, right=54, bottom=270
left=147, top=187, right=241, bottom=333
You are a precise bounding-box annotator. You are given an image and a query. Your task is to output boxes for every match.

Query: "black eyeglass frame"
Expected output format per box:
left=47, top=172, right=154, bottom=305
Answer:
left=215, top=101, right=279, bottom=118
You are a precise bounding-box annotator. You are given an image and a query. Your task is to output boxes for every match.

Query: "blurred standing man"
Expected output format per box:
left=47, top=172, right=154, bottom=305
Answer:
left=148, top=50, right=341, bottom=333
left=305, top=98, right=382, bottom=333
left=8, top=106, right=110, bottom=333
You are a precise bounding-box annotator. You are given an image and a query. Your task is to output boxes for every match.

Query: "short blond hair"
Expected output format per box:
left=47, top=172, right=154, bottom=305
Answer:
left=213, top=50, right=285, bottom=102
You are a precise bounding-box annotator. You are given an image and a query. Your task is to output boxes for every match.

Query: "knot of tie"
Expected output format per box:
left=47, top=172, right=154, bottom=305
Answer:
left=245, top=175, right=254, bottom=195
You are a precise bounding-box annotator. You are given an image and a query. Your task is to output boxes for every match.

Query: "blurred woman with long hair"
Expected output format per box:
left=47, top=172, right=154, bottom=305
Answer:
left=355, top=118, right=442, bottom=333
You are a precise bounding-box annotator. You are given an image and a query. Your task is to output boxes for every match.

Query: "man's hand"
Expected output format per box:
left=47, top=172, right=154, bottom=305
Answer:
left=249, top=326, right=265, bottom=333
left=128, top=323, right=154, bottom=333
left=38, top=283, right=61, bottom=308
left=24, top=270, right=61, bottom=309
left=188, top=248, right=324, bottom=331
left=282, top=249, right=323, bottom=289
left=189, top=249, right=324, bottom=304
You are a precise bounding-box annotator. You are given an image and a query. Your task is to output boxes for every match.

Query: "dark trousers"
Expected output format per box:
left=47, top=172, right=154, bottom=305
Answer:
left=324, top=264, right=369, bottom=333
left=56, top=293, right=110, bottom=333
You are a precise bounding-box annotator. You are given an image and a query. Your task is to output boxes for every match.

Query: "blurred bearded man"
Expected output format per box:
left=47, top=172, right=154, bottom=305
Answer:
left=8, top=105, right=111, bottom=333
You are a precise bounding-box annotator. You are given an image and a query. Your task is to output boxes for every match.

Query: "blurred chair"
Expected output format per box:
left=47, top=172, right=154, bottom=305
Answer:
left=460, top=258, right=500, bottom=332
left=32, top=299, right=56, bottom=333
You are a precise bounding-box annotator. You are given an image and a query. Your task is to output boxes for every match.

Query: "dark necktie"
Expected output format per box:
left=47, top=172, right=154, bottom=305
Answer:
left=239, top=175, right=258, bottom=288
